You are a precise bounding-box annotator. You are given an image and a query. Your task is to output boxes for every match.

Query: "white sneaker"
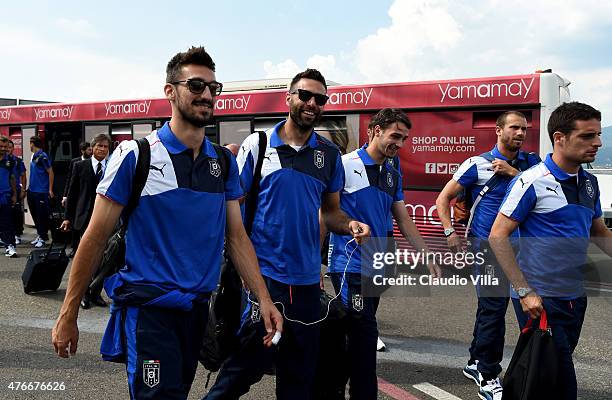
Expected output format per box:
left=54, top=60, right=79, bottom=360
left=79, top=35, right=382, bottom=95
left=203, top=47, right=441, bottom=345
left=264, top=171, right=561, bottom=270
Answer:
left=15, top=236, right=21, bottom=245
left=462, top=360, right=481, bottom=385
left=377, top=337, right=386, bottom=352
left=34, top=239, right=45, bottom=248
left=5, top=245, right=17, bottom=258
left=30, top=236, right=42, bottom=245
left=479, top=377, right=503, bottom=400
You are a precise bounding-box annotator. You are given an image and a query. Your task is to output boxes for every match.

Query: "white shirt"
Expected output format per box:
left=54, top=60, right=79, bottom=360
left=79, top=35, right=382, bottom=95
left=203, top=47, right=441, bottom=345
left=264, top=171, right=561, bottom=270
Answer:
left=91, top=157, right=107, bottom=175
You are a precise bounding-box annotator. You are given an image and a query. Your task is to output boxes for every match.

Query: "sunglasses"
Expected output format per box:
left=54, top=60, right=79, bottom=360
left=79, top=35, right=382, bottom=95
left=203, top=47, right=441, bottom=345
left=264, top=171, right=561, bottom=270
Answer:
left=289, top=89, right=329, bottom=106
left=170, top=78, right=223, bottom=96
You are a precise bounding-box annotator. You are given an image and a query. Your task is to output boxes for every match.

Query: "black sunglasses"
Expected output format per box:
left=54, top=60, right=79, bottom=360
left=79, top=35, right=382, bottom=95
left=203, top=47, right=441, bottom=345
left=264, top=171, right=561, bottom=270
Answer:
left=289, top=89, right=329, bottom=106
left=171, top=78, right=223, bottom=96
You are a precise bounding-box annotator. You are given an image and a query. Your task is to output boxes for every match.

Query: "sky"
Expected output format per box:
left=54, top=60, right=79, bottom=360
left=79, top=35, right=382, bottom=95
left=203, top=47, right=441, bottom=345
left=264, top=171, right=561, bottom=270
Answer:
left=1, top=0, right=612, bottom=126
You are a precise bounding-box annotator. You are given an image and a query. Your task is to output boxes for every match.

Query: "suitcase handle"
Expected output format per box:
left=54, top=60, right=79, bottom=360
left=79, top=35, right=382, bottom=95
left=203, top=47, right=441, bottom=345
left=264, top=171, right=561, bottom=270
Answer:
left=43, top=239, right=69, bottom=261
left=522, top=309, right=549, bottom=333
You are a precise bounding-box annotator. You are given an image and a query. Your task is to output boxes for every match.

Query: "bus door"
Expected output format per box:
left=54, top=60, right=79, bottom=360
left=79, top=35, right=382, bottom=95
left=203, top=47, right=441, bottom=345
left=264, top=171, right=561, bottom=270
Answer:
left=45, top=122, right=82, bottom=197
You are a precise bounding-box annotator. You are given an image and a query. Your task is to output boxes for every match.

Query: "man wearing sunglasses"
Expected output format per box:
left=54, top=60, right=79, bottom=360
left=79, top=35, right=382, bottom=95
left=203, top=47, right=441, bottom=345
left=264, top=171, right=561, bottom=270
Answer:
left=205, top=69, right=370, bottom=400
left=52, top=46, right=282, bottom=400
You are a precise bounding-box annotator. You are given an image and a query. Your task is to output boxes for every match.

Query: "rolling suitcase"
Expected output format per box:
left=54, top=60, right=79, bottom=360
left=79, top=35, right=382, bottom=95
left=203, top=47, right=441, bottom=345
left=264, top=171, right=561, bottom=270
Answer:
left=22, top=241, right=69, bottom=294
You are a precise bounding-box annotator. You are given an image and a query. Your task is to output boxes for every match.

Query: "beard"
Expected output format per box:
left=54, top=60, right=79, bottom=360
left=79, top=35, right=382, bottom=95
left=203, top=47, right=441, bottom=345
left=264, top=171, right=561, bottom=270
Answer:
left=501, top=135, right=523, bottom=152
left=289, top=102, right=321, bottom=130
left=176, top=96, right=214, bottom=128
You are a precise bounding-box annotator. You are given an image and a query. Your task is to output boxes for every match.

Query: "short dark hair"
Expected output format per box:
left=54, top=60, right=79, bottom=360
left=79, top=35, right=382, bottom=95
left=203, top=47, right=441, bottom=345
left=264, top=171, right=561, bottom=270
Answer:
left=0, top=136, right=8, bottom=144
left=7, top=139, right=14, bottom=146
left=496, top=111, right=526, bottom=128
left=79, top=141, right=91, bottom=152
left=30, top=136, right=42, bottom=148
left=368, top=108, right=412, bottom=131
left=547, top=102, right=601, bottom=144
left=91, top=134, right=111, bottom=147
left=289, top=68, right=327, bottom=91
left=166, top=46, right=216, bottom=83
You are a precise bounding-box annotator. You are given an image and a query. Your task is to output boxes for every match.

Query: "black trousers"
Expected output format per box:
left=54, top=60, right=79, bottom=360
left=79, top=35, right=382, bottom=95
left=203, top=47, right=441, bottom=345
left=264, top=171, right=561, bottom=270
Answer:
left=204, top=277, right=321, bottom=400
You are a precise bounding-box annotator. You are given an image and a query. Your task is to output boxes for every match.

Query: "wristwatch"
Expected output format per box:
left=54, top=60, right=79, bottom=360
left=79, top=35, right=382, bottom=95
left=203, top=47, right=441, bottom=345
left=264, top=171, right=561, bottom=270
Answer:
left=516, top=287, right=533, bottom=298
left=443, top=227, right=456, bottom=237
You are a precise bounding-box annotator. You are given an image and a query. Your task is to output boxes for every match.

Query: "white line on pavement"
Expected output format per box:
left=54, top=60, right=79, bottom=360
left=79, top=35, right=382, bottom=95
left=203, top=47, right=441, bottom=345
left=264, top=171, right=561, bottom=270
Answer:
left=413, top=382, right=463, bottom=400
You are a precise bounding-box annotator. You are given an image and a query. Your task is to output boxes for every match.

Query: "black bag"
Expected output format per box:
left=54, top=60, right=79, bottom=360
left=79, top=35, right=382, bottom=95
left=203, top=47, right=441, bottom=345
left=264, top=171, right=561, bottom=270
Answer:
left=311, top=290, right=348, bottom=399
left=502, top=309, right=561, bottom=400
left=96, top=138, right=150, bottom=278
left=199, top=131, right=267, bottom=374
left=22, top=241, right=69, bottom=294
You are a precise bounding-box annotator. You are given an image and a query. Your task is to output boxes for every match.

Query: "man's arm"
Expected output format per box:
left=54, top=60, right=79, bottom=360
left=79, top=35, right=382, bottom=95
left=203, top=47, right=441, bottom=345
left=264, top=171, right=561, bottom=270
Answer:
left=47, top=166, right=55, bottom=198
left=9, top=173, right=17, bottom=204
left=19, top=160, right=27, bottom=199
left=225, top=200, right=283, bottom=346
left=590, top=217, right=612, bottom=256
left=320, top=191, right=370, bottom=244
left=435, top=179, right=464, bottom=252
left=392, top=201, right=441, bottom=277
left=52, top=195, right=123, bottom=357
left=489, top=213, right=542, bottom=319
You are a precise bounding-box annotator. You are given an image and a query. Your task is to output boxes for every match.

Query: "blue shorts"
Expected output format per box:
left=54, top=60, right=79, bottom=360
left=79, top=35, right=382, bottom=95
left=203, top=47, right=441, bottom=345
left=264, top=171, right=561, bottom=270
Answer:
left=123, top=302, right=208, bottom=399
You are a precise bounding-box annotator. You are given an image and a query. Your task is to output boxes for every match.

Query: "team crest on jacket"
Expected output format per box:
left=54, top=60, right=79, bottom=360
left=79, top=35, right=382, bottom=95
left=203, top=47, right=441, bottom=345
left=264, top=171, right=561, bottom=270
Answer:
left=209, top=159, right=221, bottom=178
left=314, top=150, right=325, bottom=169
left=386, top=172, right=393, bottom=187
left=585, top=179, right=594, bottom=198
left=143, top=360, right=160, bottom=388
left=352, top=294, right=364, bottom=312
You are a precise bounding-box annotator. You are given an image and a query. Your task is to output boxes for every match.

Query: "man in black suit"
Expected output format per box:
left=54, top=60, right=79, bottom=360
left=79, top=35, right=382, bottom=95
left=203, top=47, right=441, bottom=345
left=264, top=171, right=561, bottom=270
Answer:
left=61, top=134, right=109, bottom=309
left=62, top=141, right=91, bottom=257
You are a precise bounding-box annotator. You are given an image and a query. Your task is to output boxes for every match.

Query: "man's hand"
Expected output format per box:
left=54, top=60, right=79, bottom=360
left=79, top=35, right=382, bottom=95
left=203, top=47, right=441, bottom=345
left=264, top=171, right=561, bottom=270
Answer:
left=348, top=220, right=370, bottom=245
left=49, top=190, right=55, bottom=199
left=20, top=189, right=26, bottom=200
left=427, top=262, right=443, bottom=278
left=11, top=193, right=17, bottom=205
left=52, top=316, right=79, bottom=358
left=491, top=159, right=517, bottom=177
left=61, top=197, right=67, bottom=208
left=60, top=220, right=71, bottom=232
left=446, top=232, right=465, bottom=253
left=520, top=292, right=543, bottom=319
left=259, top=297, right=283, bottom=347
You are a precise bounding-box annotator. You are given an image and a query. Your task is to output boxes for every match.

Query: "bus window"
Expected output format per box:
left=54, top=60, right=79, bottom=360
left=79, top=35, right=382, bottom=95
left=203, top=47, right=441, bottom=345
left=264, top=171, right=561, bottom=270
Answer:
left=85, top=124, right=110, bottom=144
left=316, top=116, right=360, bottom=155
left=133, top=123, right=154, bottom=139
left=219, top=120, right=252, bottom=147
left=253, top=118, right=284, bottom=133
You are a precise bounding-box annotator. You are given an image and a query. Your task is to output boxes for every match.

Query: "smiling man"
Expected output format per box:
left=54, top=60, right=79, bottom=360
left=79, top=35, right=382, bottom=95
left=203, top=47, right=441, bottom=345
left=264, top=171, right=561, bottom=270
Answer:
left=205, top=69, right=370, bottom=400
left=52, top=46, right=281, bottom=400
left=326, top=108, right=441, bottom=399
left=436, top=111, right=541, bottom=400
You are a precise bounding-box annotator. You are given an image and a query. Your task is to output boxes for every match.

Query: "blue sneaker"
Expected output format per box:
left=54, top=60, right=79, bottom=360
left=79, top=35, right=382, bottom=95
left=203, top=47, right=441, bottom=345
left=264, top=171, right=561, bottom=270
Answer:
left=478, top=377, right=503, bottom=400
left=462, top=361, right=480, bottom=385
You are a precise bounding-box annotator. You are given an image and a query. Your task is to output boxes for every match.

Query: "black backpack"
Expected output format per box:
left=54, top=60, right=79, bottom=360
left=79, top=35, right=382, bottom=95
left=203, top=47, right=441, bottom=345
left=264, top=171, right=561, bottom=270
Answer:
left=94, top=138, right=150, bottom=287
left=94, top=138, right=230, bottom=285
left=199, top=131, right=267, bottom=376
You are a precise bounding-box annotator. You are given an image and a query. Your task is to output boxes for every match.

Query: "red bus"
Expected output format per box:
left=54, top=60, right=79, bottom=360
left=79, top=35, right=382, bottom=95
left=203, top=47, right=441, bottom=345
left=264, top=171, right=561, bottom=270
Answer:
left=0, top=71, right=572, bottom=237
